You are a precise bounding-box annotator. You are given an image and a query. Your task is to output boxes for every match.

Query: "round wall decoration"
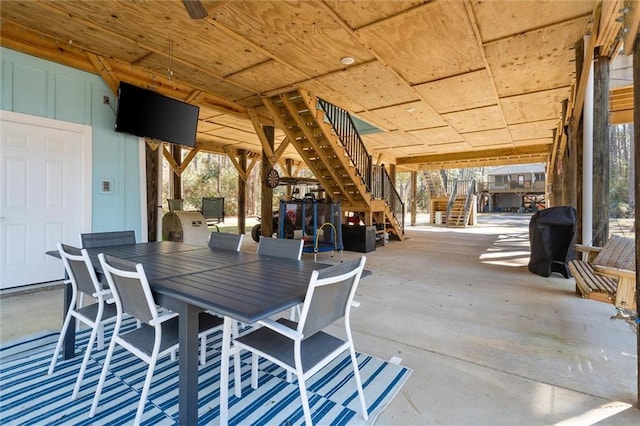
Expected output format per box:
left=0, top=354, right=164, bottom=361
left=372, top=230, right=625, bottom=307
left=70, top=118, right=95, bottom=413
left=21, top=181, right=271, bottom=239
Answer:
left=266, top=168, right=280, bottom=188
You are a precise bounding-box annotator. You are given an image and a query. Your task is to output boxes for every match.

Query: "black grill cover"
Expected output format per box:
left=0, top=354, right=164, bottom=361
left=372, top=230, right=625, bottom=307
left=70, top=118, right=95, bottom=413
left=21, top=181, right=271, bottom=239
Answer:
left=528, top=206, right=577, bottom=278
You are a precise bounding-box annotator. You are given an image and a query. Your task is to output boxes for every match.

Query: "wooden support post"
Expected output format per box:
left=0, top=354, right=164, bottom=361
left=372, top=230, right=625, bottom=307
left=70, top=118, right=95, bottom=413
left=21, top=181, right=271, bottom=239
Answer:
left=633, top=36, right=640, bottom=408
left=574, top=31, right=586, bottom=244
left=145, top=142, right=160, bottom=242
left=592, top=50, right=609, bottom=247
left=261, top=126, right=275, bottom=238
left=561, top=99, right=578, bottom=209
left=285, top=159, right=293, bottom=200
left=237, top=149, right=247, bottom=235
left=575, top=116, right=584, bottom=244
left=389, top=163, right=397, bottom=214
left=171, top=144, right=182, bottom=200
left=410, top=171, right=417, bottom=226
left=551, top=128, right=563, bottom=207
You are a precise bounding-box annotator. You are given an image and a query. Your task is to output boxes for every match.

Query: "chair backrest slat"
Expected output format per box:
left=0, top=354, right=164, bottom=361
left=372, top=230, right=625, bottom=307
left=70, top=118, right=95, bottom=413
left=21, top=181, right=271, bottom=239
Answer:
left=299, top=257, right=366, bottom=338
left=58, top=243, right=101, bottom=296
left=208, top=232, right=243, bottom=251
left=167, top=199, right=184, bottom=212
left=257, top=236, right=304, bottom=260
left=99, top=254, right=155, bottom=324
left=81, top=231, right=136, bottom=248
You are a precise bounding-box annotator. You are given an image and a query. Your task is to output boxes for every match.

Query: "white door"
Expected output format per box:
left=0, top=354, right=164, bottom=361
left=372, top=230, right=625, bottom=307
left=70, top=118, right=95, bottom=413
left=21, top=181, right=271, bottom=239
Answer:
left=0, top=111, right=92, bottom=289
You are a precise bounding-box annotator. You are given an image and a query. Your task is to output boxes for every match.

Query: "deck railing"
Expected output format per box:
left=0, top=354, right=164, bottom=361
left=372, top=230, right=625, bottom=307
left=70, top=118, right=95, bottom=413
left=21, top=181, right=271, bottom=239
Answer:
left=318, top=97, right=404, bottom=234
left=317, top=98, right=372, bottom=190
left=373, top=165, right=405, bottom=232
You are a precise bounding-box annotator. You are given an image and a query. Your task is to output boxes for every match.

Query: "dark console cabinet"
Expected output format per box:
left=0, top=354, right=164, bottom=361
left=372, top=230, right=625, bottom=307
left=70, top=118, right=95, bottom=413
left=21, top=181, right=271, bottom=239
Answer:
left=342, top=225, right=376, bottom=253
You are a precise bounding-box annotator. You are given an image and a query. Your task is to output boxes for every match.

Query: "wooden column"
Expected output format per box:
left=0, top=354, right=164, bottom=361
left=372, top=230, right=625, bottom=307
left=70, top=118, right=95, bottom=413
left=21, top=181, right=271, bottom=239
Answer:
left=632, top=36, right=640, bottom=408
left=237, top=149, right=247, bottom=235
left=171, top=144, right=182, bottom=199
left=561, top=99, right=578, bottom=209
left=551, top=128, right=563, bottom=206
left=389, top=163, right=397, bottom=215
left=261, top=126, right=275, bottom=237
left=285, top=158, right=293, bottom=200
left=575, top=117, right=584, bottom=244
left=410, top=171, right=417, bottom=226
left=574, top=37, right=585, bottom=243
left=592, top=50, right=609, bottom=247
left=145, top=143, right=160, bottom=242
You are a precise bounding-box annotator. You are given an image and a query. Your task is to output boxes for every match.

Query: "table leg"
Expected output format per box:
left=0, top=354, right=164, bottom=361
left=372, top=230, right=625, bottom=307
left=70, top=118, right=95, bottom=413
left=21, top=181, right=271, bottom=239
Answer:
left=177, top=301, right=200, bottom=425
left=220, top=316, right=233, bottom=426
left=62, top=278, right=75, bottom=359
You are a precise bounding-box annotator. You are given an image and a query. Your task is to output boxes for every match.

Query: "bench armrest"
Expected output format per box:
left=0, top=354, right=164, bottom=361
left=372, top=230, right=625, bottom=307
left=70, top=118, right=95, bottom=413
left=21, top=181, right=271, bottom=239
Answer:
left=574, top=244, right=602, bottom=262
left=593, top=265, right=635, bottom=278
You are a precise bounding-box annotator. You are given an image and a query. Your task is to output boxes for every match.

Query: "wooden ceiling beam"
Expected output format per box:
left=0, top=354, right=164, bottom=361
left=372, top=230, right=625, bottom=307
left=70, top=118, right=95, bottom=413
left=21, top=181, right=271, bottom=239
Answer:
left=86, top=53, right=119, bottom=94
left=397, top=144, right=550, bottom=167
left=1, top=21, right=96, bottom=74
left=623, top=0, right=640, bottom=54
left=567, top=5, right=601, bottom=156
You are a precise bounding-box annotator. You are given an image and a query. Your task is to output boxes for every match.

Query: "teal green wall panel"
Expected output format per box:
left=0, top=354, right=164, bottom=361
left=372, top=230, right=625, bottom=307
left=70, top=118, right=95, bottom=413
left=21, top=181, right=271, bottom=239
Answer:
left=1, top=48, right=143, bottom=239
left=54, top=74, right=86, bottom=123
left=11, top=63, right=48, bottom=117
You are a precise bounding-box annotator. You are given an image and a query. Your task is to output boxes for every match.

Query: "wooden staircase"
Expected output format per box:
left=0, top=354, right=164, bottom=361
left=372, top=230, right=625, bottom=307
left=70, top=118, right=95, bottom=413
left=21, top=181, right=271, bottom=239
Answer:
left=263, top=89, right=404, bottom=240
left=429, top=180, right=477, bottom=227
left=447, top=196, right=469, bottom=227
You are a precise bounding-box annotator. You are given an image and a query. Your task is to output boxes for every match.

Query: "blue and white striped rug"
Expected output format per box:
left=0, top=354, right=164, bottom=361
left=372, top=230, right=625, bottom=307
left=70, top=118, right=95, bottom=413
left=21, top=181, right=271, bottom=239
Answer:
left=0, top=318, right=411, bottom=425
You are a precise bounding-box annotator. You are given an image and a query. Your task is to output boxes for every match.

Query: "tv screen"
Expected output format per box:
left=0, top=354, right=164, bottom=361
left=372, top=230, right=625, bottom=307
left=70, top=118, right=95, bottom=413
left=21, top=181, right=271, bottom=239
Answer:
left=114, top=82, right=199, bottom=147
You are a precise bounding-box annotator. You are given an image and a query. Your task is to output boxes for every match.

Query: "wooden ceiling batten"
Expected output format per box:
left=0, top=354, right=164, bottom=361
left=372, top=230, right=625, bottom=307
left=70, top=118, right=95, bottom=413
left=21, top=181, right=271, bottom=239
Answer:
left=463, top=0, right=514, bottom=148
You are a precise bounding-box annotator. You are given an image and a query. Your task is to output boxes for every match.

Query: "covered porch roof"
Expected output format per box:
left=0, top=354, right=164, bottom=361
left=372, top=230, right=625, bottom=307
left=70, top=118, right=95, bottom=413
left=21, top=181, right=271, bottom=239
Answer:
left=2, top=0, right=638, bottom=171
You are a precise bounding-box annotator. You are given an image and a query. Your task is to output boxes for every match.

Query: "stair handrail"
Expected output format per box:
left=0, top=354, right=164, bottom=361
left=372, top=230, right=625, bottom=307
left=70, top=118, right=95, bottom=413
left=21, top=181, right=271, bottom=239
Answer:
left=373, top=164, right=405, bottom=234
left=446, top=180, right=459, bottom=220
left=317, top=98, right=372, bottom=190
left=317, top=97, right=404, bottom=235
left=462, top=179, right=476, bottom=227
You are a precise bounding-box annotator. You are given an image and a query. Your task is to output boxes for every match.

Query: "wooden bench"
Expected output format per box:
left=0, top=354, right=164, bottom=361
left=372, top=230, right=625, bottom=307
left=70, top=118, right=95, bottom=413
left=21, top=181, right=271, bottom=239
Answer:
left=568, top=235, right=636, bottom=314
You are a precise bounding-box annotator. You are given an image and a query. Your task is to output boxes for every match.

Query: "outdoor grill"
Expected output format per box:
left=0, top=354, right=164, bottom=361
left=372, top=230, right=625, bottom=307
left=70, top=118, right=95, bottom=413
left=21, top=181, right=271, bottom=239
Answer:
left=161, top=211, right=210, bottom=246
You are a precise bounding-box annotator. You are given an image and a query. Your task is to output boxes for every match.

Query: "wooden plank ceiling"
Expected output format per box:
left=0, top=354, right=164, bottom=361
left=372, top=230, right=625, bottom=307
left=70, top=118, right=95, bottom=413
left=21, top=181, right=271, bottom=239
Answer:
left=0, top=0, right=635, bottom=170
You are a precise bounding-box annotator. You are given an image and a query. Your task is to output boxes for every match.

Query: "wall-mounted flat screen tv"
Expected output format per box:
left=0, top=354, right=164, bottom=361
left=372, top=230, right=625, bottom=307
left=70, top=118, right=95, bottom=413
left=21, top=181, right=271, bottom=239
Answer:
left=114, top=82, right=199, bottom=147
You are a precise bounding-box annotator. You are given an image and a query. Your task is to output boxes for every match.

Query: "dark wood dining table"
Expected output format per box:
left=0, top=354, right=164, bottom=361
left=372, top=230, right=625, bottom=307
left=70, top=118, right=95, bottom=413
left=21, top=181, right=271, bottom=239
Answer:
left=49, top=241, right=328, bottom=425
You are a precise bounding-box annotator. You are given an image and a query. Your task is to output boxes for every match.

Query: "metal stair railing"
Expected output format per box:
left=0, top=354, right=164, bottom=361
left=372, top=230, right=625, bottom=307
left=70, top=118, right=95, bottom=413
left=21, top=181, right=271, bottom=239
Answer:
left=461, top=179, right=476, bottom=227
left=373, top=165, right=405, bottom=234
left=317, top=98, right=372, bottom=190
left=446, top=179, right=476, bottom=226
left=317, top=97, right=404, bottom=235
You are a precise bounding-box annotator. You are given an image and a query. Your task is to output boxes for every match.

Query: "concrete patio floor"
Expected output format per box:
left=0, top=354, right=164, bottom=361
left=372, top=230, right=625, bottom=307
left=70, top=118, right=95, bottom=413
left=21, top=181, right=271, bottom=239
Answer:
left=1, top=213, right=638, bottom=425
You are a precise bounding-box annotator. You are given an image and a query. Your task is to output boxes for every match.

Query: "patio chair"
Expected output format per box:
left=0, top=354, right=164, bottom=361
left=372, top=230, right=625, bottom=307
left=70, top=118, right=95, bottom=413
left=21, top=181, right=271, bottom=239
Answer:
left=47, top=243, right=117, bottom=401
left=257, top=236, right=304, bottom=320
left=208, top=232, right=243, bottom=251
left=234, top=256, right=369, bottom=426
left=202, top=196, right=225, bottom=231
left=80, top=230, right=136, bottom=305
left=80, top=230, right=136, bottom=248
left=167, top=198, right=184, bottom=212
left=257, top=236, right=303, bottom=260
left=90, top=254, right=223, bottom=425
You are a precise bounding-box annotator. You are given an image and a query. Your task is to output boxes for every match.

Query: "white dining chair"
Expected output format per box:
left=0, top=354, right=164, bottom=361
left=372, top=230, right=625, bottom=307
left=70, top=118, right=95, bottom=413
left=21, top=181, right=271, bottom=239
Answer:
left=234, top=256, right=369, bottom=425
left=257, top=236, right=303, bottom=260
left=80, top=230, right=136, bottom=248
left=90, top=254, right=224, bottom=425
left=48, top=243, right=118, bottom=401
left=208, top=232, right=243, bottom=251
left=257, top=236, right=305, bottom=321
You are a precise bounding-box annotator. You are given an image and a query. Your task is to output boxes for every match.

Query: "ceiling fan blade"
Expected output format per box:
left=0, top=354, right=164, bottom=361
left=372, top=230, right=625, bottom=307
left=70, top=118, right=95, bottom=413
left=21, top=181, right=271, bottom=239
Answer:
left=182, top=0, right=208, bottom=19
